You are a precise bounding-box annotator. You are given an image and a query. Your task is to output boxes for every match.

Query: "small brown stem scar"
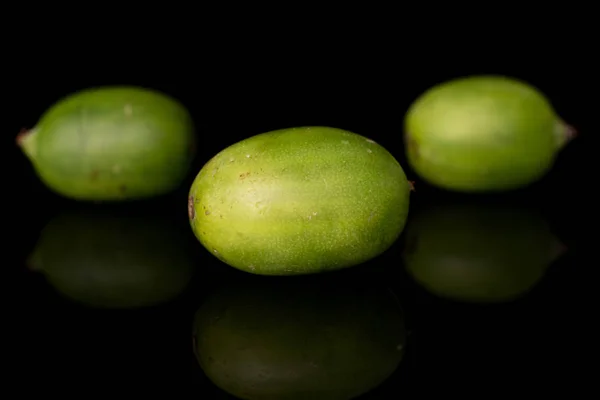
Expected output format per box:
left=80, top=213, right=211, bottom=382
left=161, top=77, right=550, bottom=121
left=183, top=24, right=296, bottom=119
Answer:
left=188, top=196, right=195, bottom=220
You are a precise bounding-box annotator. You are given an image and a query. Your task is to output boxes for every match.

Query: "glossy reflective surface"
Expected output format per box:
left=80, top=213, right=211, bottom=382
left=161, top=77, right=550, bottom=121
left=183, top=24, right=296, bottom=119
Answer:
left=12, top=184, right=587, bottom=397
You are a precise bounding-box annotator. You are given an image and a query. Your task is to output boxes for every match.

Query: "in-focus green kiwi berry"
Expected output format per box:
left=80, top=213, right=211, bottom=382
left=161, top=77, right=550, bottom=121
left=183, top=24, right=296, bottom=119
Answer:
left=404, top=75, right=576, bottom=192
left=17, top=86, right=196, bottom=201
left=188, top=126, right=412, bottom=276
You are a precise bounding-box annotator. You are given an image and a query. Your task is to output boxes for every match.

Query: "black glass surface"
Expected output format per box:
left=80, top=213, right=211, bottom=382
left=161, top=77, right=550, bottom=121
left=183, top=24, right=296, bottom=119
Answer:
left=9, top=69, right=590, bottom=398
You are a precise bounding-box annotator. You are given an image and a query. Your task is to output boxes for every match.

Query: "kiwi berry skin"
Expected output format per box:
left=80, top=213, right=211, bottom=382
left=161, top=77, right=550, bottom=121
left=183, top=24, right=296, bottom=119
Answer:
left=17, top=86, right=196, bottom=202
left=404, top=75, right=576, bottom=193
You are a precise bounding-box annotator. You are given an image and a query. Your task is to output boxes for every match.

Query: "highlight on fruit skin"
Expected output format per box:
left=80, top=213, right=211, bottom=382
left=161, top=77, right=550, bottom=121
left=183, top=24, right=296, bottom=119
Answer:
left=403, top=75, right=577, bottom=193
left=188, top=126, right=413, bottom=276
left=17, top=86, right=196, bottom=202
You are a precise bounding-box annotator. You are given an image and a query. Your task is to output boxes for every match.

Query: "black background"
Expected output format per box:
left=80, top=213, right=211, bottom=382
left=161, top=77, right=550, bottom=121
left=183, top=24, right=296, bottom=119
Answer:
left=6, top=32, right=593, bottom=398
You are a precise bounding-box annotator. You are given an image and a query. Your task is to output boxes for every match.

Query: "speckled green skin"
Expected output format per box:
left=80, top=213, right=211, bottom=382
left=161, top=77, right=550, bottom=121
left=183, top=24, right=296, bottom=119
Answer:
left=188, top=126, right=411, bottom=276
left=193, top=278, right=406, bottom=400
left=402, top=203, right=565, bottom=303
left=404, top=75, right=575, bottom=192
left=18, top=86, right=195, bottom=201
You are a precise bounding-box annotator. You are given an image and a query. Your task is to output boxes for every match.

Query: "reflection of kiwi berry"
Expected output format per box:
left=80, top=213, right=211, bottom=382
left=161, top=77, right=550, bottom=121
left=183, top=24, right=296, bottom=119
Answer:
left=28, top=210, right=196, bottom=309
left=193, top=278, right=406, bottom=400
left=404, top=75, right=576, bottom=192
left=402, top=203, right=565, bottom=303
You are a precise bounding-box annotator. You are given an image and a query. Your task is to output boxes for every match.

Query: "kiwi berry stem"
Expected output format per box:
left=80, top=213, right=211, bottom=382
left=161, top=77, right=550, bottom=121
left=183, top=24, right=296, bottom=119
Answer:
left=556, top=120, right=577, bottom=150
left=564, top=123, right=577, bottom=141
left=16, top=128, right=29, bottom=146
left=16, top=128, right=38, bottom=161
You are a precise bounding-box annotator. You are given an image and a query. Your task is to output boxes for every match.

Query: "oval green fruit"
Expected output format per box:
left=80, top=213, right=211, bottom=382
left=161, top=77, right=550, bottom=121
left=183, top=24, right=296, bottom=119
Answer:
left=28, top=208, right=196, bottom=309
left=402, top=201, right=565, bottom=303
left=193, top=275, right=406, bottom=400
left=404, top=75, right=576, bottom=192
left=17, top=86, right=196, bottom=201
left=188, top=126, right=412, bottom=276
